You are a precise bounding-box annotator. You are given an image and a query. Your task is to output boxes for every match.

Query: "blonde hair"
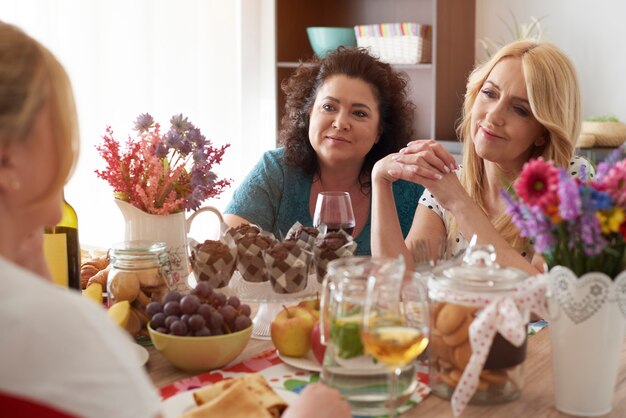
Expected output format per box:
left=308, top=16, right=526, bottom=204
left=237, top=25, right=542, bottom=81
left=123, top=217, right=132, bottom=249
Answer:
left=0, top=22, right=79, bottom=199
left=450, top=40, right=580, bottom=252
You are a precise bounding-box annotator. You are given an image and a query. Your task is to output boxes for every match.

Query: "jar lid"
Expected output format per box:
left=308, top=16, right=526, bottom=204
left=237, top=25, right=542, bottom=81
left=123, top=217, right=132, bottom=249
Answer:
left=430, top=243, right=527, bottom=292
left=109, top=240, right=168, bottom=263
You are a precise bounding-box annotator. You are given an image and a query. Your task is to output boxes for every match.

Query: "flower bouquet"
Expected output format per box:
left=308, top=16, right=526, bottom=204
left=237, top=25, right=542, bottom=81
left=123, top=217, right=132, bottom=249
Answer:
left=502, top=153, right=626, bottom=278
left=502, top=152, right=626, bottom=416
left=96, top=114, right=231, bottom=292
left=96, top=113, right=231, bottom=215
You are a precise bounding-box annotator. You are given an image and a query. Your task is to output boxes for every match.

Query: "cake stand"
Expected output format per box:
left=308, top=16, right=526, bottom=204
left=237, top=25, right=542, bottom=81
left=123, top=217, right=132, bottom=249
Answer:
left=227, top=271, right=322, bottom=340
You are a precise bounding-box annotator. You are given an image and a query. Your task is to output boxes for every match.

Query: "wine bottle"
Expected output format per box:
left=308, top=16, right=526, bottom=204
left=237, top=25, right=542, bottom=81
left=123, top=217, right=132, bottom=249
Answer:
left=43, top=195, right=81, bottom=290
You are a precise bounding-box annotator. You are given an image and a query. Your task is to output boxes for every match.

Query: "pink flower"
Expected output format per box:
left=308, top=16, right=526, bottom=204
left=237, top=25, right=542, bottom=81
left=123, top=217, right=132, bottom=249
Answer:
left=96, top=114, right=231, bottom=215
left=514, top=157, right=560, bottom=211
left=599, top=159, right=626, bottom=206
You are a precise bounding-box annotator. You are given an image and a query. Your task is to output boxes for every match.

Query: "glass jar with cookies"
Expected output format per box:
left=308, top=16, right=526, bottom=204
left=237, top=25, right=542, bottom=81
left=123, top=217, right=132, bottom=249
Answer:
left=426, top=243, right=530, bottom=405
left=107, top=241, right=170, bottom=341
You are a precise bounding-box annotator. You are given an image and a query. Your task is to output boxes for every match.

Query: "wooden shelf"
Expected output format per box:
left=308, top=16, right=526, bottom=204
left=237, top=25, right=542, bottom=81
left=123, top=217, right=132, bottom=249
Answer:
left=275, top=0, right=475, bottom=142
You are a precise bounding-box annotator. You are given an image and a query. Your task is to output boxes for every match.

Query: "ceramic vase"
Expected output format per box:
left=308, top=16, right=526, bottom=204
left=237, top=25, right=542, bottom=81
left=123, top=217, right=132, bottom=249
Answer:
left=115, top=199, right=223, bottom=293
left=547, top=266, right=626, bottom=416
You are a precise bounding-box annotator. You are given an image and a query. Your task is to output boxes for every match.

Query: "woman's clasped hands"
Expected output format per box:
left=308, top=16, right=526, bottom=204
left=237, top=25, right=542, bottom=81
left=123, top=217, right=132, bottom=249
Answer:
left=374, top=139, right=460, bottom=210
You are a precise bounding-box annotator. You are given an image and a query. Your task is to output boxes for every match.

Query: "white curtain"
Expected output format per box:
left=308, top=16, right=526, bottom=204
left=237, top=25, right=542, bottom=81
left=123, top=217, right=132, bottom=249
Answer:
left=1, top=0, right=276, bottom=247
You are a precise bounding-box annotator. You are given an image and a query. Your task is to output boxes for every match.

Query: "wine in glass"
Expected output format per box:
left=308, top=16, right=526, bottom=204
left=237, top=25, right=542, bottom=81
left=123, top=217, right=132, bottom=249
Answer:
left=313, top=191, right=356, bottom=235
left=361, top=274, right=430, bottom=417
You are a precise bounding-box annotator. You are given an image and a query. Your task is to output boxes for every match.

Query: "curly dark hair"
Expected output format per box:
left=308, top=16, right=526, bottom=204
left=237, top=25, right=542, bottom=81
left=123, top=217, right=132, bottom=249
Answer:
left=279, top=46, right=416, bottom=187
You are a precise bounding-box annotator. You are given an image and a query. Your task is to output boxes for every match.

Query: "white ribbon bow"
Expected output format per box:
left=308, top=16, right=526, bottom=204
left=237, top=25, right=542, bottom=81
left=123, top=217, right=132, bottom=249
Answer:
left=451, top=274, right=549, bottom=416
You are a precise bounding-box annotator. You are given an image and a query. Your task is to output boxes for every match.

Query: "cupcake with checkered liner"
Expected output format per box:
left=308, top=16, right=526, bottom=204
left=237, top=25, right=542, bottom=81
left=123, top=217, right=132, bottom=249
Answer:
left=313, top=230, right=357, bottom=283
left=189, top=234, right=238, bottom=289
left=263, top=240, right=312, bottom=294
left=226, top=224, right=276, bottom=283
left=284, top=221, right=321, bottom=252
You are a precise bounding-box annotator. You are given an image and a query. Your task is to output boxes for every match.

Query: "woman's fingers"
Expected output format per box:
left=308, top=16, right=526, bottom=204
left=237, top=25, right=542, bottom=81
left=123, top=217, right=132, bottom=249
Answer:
left=388, top=158, right=444, bottom=181
left=393, top=151, right=450, bottom=179
left=403, top=139, right=457, bottom=171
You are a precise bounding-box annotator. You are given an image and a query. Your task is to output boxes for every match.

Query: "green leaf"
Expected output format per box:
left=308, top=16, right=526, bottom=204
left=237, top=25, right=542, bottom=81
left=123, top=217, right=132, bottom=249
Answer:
left=330, top=320, right=364, bottom=359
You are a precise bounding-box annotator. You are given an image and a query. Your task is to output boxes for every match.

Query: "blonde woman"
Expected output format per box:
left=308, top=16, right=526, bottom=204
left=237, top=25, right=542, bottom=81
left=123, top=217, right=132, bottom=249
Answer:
left=371, top=40, right=591, bottom=275
left=0, top=21, right=164, bottom=417
left=0, top=21, right=350, bottom=418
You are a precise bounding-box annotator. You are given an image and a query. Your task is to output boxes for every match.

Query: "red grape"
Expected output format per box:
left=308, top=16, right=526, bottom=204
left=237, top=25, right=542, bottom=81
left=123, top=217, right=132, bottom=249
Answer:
left=170, top=320, right=188, bottom=336
left=163, top=291, right=182, bottom=304
left=234, top=315, right=252, bottom=331
left=227, top=296, right=241, bottom=309
left=163, top=301, right=182, bottom=317
left=180, top=294, right=200, bottom=315
left=146, top=301, right=163, bottom=317
left=188, top=314, right=206, bottom=331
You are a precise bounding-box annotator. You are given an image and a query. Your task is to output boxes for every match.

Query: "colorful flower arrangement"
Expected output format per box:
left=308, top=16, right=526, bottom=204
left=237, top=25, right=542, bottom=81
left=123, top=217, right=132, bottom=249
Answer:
left=96, top=113, right=231, bottom=215
left=502, top=151, right=626, bottom=278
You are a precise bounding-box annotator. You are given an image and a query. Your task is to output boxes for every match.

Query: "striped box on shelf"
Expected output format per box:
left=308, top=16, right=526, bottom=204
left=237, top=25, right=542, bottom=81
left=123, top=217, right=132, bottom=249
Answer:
left=354, top=22, right=432, bottom=65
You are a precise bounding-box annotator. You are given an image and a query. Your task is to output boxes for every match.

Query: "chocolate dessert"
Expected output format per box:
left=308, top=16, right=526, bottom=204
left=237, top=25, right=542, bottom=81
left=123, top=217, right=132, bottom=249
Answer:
left=264, top=241, right=308, bottom=294
left=239, top=233, right=273, bottom=249
left=286, top=226, right=320, bottom=241
left=234, top=223, right=261, bottom=236
left=266, top=240, right=298, bottom=260
left=315, top=231, right=348, bottom=256
left=190, top=238, right=237, bottom=288
left=196, top=239, right=230, bottom=260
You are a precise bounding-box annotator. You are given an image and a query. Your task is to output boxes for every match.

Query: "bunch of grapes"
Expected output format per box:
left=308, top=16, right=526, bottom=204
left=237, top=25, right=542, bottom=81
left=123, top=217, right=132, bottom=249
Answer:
left=146, top=281, right=252, bottom=337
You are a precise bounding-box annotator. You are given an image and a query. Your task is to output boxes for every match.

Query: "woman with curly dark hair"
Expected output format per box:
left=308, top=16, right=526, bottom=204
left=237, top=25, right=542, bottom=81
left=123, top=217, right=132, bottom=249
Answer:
left=224, top=47, right=424, bottom=255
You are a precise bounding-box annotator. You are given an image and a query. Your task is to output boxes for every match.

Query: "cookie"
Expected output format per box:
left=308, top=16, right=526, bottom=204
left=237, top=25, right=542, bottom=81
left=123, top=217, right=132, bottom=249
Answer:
left=453, top=341, right=472, bottom=370
left=435, top=303, right=471, bottom=334
left=442, top=313, right=473, bottom=347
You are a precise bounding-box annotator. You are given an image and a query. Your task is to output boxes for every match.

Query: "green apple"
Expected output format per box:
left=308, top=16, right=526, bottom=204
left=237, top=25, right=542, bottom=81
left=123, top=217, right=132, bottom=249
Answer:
left=271, top=305, right=316, bottom=357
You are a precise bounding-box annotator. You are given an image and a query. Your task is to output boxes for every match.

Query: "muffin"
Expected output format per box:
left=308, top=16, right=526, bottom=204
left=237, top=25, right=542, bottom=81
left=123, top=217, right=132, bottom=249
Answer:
left=286, top=225, right=320, bottom=242
left=264, top=241, right=310, bottom=294
left=233, top=223, right=261, bottom=237
left=235, top=232, right=276, bottom=283
left=190, top=237, right=237, bottom=288
left=313, top=231, right=356, bottom=283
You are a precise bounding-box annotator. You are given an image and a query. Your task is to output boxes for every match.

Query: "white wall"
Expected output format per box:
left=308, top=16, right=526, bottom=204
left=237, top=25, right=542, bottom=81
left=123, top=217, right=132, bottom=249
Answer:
left=1, top=0, right=276, bottom=247
left=476, top=0, right=626, bottom=122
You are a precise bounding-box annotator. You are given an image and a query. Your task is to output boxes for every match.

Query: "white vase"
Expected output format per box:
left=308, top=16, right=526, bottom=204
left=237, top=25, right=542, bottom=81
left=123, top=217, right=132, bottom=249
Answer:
left=547, top=266, right=626, bottom=416
left=115, top=199, right=223, bottom=293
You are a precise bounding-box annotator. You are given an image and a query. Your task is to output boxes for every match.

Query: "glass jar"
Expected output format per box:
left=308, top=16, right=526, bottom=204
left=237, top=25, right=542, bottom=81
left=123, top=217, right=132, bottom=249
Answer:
left=107, top=241, right=170, bottom=338
left=427, top=244, right=529, bottom=404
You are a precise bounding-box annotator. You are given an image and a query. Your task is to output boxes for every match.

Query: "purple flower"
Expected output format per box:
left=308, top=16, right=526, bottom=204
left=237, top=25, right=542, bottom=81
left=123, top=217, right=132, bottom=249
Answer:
left=165, top=130, right=183, bottom=149
left=155, top=143, right=169, bottom=158
left=178, top=139, right=192, bottom=155
left=170, top=114, right=192, bottom=133
left=595, top=148, right=623, bottom=181
left=134, top=113, right=155, bottom=133
left=580, top=212, right=606, bottom=256
left=557, top=172, right=580, bottom=221
left=525, top=205, right=556, bottom=253
left=187, top=128, right=204, bottom=146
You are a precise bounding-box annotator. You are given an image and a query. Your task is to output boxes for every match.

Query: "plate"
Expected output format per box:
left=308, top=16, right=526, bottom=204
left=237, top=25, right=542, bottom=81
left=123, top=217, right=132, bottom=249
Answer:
left=133, top=344, right=149, bottom=366
left=278, top=350, right=322, bottom=373
left=161, top=386, right=298, bottom=418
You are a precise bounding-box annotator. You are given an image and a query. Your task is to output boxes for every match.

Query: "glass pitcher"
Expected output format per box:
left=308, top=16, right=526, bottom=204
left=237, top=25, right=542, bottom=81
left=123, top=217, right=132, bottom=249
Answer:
left=319, top=256, right=418, bottom=416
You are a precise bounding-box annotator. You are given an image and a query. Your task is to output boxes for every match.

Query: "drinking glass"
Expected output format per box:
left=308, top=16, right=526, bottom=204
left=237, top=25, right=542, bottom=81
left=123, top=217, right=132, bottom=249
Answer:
left=361, top=273, right=430, bottom=417
left=313, top=191, right=356, bottom=235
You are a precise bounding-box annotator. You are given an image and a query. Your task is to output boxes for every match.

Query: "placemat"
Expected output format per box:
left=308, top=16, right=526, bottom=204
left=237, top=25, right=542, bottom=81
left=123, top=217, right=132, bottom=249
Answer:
left=159, top=349, right=431, bottom=417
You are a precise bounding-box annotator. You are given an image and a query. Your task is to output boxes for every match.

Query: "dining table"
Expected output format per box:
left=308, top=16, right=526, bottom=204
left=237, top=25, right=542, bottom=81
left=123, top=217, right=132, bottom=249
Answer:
left=146, top=316, right=626, bottom=417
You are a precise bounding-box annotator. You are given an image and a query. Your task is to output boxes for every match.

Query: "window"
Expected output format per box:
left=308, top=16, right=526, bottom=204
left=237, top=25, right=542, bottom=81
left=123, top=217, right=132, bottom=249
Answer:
left=2, top=0, right=276, bottom=247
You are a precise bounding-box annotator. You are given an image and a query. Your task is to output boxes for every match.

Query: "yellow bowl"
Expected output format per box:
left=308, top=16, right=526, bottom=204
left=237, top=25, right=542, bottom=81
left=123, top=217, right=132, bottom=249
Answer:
left=148, top=324, right=252, bottom=372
